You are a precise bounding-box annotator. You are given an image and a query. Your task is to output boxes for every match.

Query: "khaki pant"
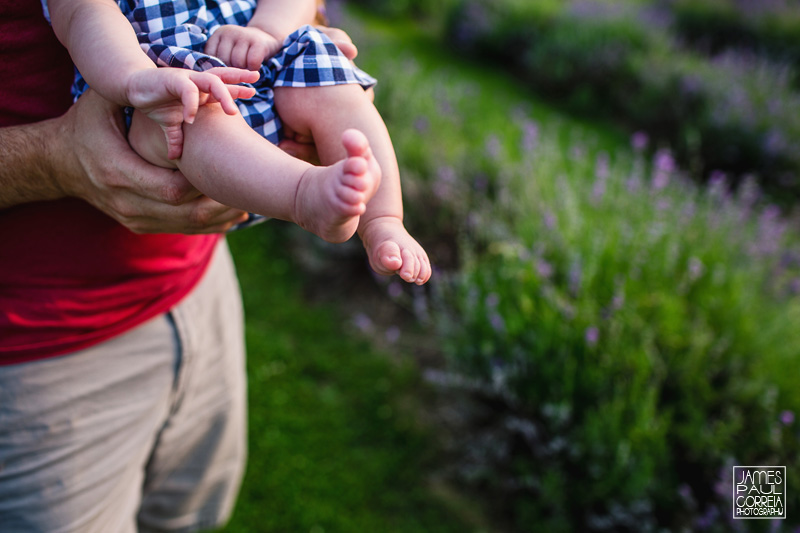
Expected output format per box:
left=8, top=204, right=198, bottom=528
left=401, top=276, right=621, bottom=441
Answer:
left=0, top=239, right=247, bottom=533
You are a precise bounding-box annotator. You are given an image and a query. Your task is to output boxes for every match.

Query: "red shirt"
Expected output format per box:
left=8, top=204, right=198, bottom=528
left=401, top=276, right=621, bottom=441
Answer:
left=0, top=0, right=219, bottom=364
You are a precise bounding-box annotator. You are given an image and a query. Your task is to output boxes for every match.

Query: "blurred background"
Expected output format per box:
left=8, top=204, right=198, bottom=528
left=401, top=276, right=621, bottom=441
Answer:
left=221, top=1, right=800, bottom=531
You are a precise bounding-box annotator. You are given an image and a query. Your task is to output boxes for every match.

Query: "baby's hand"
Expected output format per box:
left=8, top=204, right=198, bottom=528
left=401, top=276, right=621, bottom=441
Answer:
left=206, top=25, right=282, bottom=71
left=360, top=217, right=432, bottom=285
left=126, top=67, right=259, bottom=159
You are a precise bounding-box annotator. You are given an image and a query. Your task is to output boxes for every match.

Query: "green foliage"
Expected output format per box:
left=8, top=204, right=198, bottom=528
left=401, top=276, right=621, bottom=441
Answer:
left=436, top=0, right=800, bottom=198
left=672, top=0, right=800, bottom=71
left=434, top=138, right=800, bottom=530
left=350, top=16, right=800, bottom=531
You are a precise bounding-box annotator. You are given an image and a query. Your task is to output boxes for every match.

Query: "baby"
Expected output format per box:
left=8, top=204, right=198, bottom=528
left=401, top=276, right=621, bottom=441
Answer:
left=46, top=0, right=431, bottom=285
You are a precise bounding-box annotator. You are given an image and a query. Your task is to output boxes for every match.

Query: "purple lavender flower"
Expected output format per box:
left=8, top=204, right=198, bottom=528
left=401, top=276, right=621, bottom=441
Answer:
left=595, top=152, right=610, bottom=180
left=543, top=210, right=557, bottom=230
left=654, top=148, right=676, bottom=173
left=611, top=290, right=625, bottom=311
left=385, top=326, right=401, bottom=344
left=485, top=292, right=500, bottom=308
left=434, top=166, right=458, bottom=200
left=585, top=326, right=599, bottom=346
left=521, top=119, right=539, bottom=152
left=473, top=174, right=489, bottom=193
left=388, top=282, right=403, bottom=300
left=789, top=278, right=800, bottom=295
left=631, top=131, right=649, bottom=151
left=536, top=259, right=554, bottom=279
left=780, top=410, right=795, bottom=426
left=652, top=171, right=669, bottom=191
left=592, top=179, right=606, bottom=203
left=626, top=174, right=641, bottom=193
left=709, top=170, right=727, bottom=187
left=489, top=312, right=506, bottom=333
left=688, top=257, right=705, bottom=282
left=485, top=135, right=502, bottom=160
left=352, top=313, right=373, bottom=333
left=569, top=260, right=582, bottom=296
left=695, top=505, right=720, bottom=530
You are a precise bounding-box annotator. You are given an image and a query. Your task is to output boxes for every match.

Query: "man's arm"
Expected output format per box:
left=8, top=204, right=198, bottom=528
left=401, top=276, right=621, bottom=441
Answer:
left=0, top=89, right=248, bottom=234
left=0, top=120, right=64, bottom=208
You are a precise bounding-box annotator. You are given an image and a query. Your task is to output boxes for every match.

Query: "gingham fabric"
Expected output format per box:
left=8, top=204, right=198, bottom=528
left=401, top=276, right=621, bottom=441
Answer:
left=51, top=0, right=377, bottom=230
left=68, top=0, right=376, bottom=144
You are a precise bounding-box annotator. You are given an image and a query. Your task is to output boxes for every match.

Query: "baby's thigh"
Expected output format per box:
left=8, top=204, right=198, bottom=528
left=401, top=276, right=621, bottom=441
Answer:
left=273, top=84, right=369, bottom=138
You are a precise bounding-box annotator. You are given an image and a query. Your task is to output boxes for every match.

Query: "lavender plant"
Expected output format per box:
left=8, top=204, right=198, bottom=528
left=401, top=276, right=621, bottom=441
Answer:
left=441, top=0, right=800, bottom=198
left=431, top=121, right=800, bottom=530
left=348, top=13, right=800, bottom=532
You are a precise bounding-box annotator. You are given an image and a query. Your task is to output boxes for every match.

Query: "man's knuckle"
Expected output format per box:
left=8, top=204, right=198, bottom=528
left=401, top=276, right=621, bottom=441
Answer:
left=160, top=184, right=186, bottom=206
left=189, top=207, right=213, bottom=227
left=110, top=198, right=138, bottom=220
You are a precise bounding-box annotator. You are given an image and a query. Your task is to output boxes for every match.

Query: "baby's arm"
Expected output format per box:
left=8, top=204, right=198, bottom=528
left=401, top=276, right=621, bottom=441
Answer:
left=205, top=0, right=317, bottom=70
left=47, top=0, right=258, bottom=158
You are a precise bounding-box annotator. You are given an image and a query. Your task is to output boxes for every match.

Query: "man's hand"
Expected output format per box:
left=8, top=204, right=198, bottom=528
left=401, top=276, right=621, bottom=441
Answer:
left=51, top=89, right=249, bottom=234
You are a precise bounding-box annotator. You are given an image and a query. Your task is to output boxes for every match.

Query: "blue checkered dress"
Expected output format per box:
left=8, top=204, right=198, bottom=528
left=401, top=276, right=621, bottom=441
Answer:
left=71, top=0, right=376, bottom=143
left=60, top=0, right=377, bottom=229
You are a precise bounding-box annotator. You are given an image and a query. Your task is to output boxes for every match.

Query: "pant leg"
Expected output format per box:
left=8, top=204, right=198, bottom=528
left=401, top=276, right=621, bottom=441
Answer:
left=0, top=238, right=247, bottom=533
left=137, top=238, right=247, bottom=533
left=0, top=313, right=177, bottom=533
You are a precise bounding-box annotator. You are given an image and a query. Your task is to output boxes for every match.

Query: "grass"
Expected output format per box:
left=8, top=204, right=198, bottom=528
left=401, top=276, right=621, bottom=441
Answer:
left=222, top=225, right=469, bottom=532
left=218, top=6, right=657, bottom=532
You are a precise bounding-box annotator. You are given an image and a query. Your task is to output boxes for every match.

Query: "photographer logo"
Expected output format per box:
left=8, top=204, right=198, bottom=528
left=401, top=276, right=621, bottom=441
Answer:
left=733, top=466, right=786, bottom=519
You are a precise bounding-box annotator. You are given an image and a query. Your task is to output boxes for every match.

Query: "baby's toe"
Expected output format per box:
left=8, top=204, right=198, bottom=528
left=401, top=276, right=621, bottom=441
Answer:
left=341, top=129, right=370, bottom=159
left=399, top=249, right=421, bottom=283
left=416, top=256, right=432, bottom=285
left=343, top=155, right=368, bottom=178
left=375, top=241, right=402, bottom=273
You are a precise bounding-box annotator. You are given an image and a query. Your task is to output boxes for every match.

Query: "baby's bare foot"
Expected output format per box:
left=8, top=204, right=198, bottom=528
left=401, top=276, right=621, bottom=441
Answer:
left=293, top=129, right=381, bottom=243
left=361, top=217, right=432, bottom=285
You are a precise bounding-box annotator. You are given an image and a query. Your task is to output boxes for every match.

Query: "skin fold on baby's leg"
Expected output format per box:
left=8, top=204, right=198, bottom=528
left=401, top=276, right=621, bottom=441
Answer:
left=128, top=103, right=379, bottom=243
left=273, top=83, right=432, bottom=284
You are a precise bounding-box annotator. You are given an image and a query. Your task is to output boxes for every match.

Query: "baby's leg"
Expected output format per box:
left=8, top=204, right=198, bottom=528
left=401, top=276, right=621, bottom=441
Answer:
left=128, top=103, right=379, bottom=243
left=274, top=84, right=431, bottom=284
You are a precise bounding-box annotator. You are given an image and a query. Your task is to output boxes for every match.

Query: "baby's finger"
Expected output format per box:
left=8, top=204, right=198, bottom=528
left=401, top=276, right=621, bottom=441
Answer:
left=205, top=32, right=221, bottom=60
left=173, top=77, right=200, bottom=124
left=206, top=67, right=260, bottom=85
left=226, top=84, right=256, bottom=100
left=230, top=41, right=251, bottom=70
left=210, top=35, right=234, bottom=65
left=190, top=72, right=238, bottom=115
left=246, top=43, right=267, bottom=72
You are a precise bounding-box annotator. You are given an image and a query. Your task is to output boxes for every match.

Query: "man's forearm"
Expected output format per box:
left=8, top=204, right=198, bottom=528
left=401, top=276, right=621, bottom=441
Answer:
left=0, top=119, right=66, bottom=209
